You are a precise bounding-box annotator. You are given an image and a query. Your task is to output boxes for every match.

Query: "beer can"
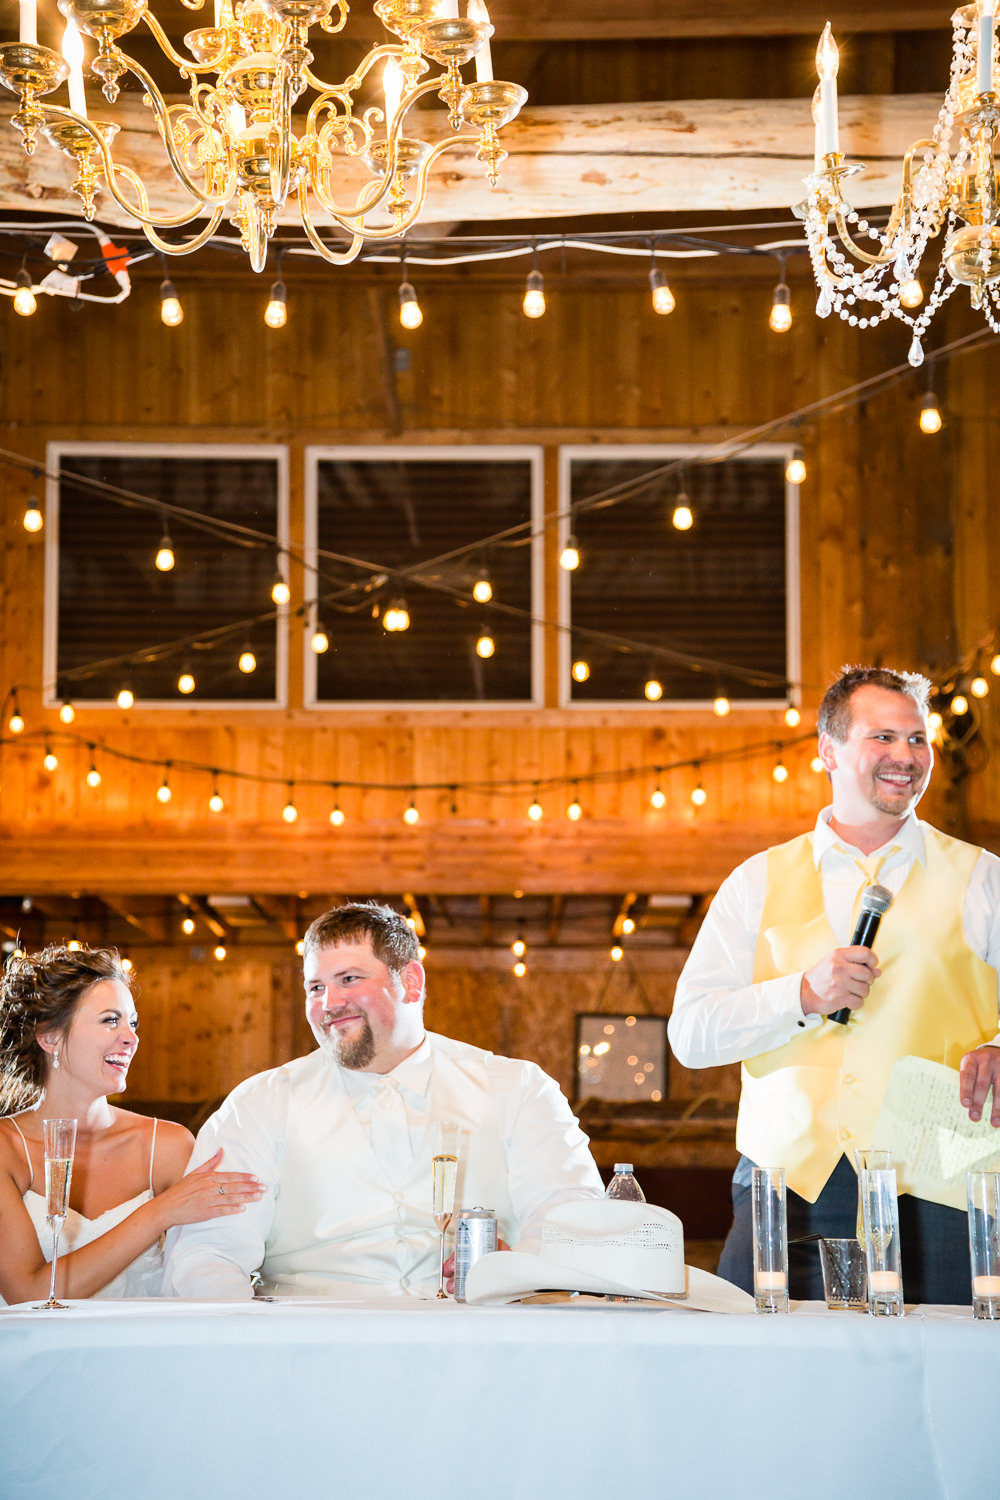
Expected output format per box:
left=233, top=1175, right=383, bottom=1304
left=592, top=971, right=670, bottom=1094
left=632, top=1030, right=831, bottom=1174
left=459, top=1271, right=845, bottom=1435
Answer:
left=453, top=1207, right=498, bottom=1302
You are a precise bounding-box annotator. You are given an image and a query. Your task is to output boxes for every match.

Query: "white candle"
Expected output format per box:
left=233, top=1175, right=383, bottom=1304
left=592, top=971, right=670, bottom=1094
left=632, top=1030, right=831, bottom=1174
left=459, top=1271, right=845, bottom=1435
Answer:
left=978, top=1, right=996, bottom=96
left=973, top=1274, right=1000, bottom=1295
left=382, top=57, right=403, bottom=136
left=816, top=23, right=840, bottom=157
left=756, top=1270, right=787, bottom=1291
left=438, top=0, right=459, bottom=17
left=62, top=19, right=88, bottom=119
left=811, top=86, right=822, bottom=171
left=468, top=0, right=493, bottom=81
left=19, top=0, right=37, bottom=46
left=868, top=1270, right=901, bottom=1294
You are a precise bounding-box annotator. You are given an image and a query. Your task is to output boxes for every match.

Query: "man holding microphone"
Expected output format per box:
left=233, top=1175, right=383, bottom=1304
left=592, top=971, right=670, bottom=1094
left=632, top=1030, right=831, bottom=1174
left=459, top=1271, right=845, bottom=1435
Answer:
left=669, top=665, right=1000, bottom=1301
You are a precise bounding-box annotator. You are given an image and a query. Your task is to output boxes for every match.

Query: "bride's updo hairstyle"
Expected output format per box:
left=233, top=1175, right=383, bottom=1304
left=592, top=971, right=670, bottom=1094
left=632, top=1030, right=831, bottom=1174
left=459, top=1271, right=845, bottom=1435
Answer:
left=0, top=945, right=132, bottom=1114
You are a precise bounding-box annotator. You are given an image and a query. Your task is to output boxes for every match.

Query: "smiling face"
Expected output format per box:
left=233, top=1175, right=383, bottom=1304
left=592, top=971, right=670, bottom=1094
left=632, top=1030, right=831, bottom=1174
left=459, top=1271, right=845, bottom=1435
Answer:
left=304, top=939, right=425, bottom=1074
left=40, top=977, right=139, bottom=1096
left=819, top=683, right=933, bottom=839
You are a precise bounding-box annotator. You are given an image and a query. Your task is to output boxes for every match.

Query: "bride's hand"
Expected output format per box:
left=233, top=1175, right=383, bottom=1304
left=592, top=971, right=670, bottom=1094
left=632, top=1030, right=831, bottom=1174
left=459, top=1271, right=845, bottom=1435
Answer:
left=156, top=1148, right=267, bottom=1227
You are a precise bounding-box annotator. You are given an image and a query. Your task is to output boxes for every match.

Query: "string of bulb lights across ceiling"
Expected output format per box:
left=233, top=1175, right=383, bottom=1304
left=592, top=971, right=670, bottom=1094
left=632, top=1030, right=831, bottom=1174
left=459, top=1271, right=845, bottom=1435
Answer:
left=5, top=318, right=992, bottom=716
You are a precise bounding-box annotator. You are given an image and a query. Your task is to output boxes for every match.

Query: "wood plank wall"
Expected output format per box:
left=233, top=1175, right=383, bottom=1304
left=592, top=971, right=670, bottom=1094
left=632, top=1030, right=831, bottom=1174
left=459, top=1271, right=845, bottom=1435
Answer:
left=2, top=262, right=999, bottom=1118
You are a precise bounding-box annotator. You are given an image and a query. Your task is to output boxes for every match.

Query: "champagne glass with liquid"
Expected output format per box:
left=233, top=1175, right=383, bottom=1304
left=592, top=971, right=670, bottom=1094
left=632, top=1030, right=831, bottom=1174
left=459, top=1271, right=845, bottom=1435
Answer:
left=854, top=1149, right=892, bottom=1247
left=432, top=1122, right=461, bottom=1300
left=35, top=1118, right=77, bottom=1310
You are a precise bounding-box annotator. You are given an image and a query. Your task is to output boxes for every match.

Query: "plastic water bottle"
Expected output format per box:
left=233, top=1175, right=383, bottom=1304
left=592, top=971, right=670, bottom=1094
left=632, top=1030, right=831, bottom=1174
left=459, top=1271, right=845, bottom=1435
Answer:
left=605, top=1163, right=646, bottom=1202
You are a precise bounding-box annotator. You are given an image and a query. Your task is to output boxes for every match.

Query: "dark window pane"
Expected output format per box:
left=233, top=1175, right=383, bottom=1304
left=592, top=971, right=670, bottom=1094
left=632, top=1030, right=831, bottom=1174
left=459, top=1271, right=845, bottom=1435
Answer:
left=313, top=454, right=535, bottom=702
left=567, top=454, right=790, bottom=703
left=54, top=450, right=283, bottom=702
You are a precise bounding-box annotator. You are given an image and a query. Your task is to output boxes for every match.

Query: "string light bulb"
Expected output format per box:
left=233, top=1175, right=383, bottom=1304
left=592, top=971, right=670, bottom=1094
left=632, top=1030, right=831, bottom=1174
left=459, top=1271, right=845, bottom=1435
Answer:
left=403, top=799, right=420, bottom=825
left=473, top=571, right=493, bottom=604
left=513, top=960, right=527, bottom=977
left=182, top=916, right=196, bottom=935
left=644, top=677, right=663, bottom=702
left=156, top=773, right=172, bottom=803
left=512, top=936, right=526, bottom=957
left=43, top=744, right=58, bottom=771
left=13, top=266, right=36, bottom=317
left=117, top=685, right=134, bottom=709
left=769, top=278, right=792, bottom=332
left=282, top=786, right=298, bottom=823
left=159, top=276, right=183, bottom=327
left=951, top=693, right=969, bottom=716
left=567, top=793, right=582, bottom=821
left=648, top=266, right=676, bottom=316
left=691, top=781, right=707, bottom=807
left=476, top=628, right=495, bottom=659
left=86, top=758, right=101, bottom=788
left=271, top=570, right=291, bottom=606
left=972, top=675, right=990, bottom=698
left=383, top=599, right=410, bottom=632
left=571, top=660, right=590, bottom=683
left=177, top=668, right=196, bottom=694
left=713, top=694, right=730, bottom=717
left=784, top=705, right=801, bottom=727
left=672, top=494, right=693, bottom=531
left=785, top=450, right=807, bottom=484
left=238, top=646, right=257, bottom=674
left=928, top=710, right=944, bottom=733
left=155, top=527, right=175, bottom=571
left=329, top=803, right=345, bottom=826
left=559, top=536, right=580, bottom=571
left=311, top=622, right=330, bottom=653
left=650, top=784, right=666, bottom=809
left=23, top=499, right=43, bottom=532
left=527, top=794, right=543, bottom=821
left=811, top=754, right=824, bottom=772
left=522, top=268, right=546, bottom=318
left=398, top=278, right=423, bottom=330
left=209, top=783, right=224, bottom=812
left=622, top=916, right=635, bottom=934
left=264, top=276, right=287, bottom=329
left=59, top=701, right=75, bottom=724
left=8, top=694, right=24, bottom=734
left=772, top=758, right=789, bottom=784
left=919, top=389, right=942, bottom=435
left=610, top=945, right=623, bottom=962
left=992, top=653, right=1000, bottom=676
left=214, top=945, right=227, bottom=961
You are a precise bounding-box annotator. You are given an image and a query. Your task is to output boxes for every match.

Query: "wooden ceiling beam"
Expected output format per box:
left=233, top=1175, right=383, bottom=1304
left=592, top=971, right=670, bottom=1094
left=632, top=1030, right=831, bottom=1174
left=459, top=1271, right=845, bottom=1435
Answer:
left=0, top=93, right=943, bottom=224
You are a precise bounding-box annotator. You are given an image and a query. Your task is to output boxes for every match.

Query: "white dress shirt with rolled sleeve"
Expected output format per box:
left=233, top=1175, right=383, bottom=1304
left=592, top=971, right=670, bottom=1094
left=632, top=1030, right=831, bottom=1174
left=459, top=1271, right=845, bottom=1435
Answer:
left=162, top=1031, right=603, bottom=1300
left=668, top=809, right=1000, bottom=1071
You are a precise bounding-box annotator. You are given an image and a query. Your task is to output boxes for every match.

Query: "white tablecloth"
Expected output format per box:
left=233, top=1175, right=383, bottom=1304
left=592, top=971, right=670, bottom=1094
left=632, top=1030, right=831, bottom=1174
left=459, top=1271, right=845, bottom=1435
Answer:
left=1, top=1298, right=995, bottom=1500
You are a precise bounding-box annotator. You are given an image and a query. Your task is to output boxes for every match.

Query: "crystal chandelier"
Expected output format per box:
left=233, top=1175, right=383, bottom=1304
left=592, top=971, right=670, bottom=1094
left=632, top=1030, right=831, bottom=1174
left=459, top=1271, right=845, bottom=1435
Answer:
left=802, top=3, right=1000, bottom=365
left=0, top=0, right=526, bottom=270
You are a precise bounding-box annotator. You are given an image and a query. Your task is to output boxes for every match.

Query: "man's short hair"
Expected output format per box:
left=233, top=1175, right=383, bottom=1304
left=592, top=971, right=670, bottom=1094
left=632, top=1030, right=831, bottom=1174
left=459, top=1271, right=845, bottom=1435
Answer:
left=817, top=665, right=932, bottom=743
left=302, top=901, right=419, bottom=973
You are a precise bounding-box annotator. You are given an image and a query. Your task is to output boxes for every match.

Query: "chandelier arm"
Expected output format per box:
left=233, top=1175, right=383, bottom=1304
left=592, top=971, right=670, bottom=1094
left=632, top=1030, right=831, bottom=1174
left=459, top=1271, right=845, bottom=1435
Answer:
left=113, top=161, right=225, bottom=227
left=297, top=184, right=365, bottom=263
left=344, top=132, right=481, bottom=236
left=140, top=204, right=226, bottom=254
left=319, top=0, right=349, bottom=35
left=304, top=42, right=405, bottom=99
left=269, top=64, right=294, bottom=209
left=115, top=54, right=225, bottom=206
left=829, top=207, right=907, bottom=268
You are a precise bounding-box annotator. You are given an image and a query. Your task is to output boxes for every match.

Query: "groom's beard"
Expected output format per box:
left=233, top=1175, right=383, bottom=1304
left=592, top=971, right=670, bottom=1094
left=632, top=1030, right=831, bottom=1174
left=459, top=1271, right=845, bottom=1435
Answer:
left=316, top=1010, right=376, bottom=1071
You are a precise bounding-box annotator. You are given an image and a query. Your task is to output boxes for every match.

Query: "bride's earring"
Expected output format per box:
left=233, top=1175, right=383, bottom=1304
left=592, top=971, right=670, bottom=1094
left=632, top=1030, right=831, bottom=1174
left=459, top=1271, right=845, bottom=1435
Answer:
left=52, top=1047, right=60, bottom=1071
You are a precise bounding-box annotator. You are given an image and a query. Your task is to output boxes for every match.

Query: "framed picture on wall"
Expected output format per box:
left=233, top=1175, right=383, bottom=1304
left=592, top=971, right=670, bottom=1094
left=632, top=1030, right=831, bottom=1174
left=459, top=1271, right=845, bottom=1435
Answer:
left=574, top=1013, right=668, bottom=1104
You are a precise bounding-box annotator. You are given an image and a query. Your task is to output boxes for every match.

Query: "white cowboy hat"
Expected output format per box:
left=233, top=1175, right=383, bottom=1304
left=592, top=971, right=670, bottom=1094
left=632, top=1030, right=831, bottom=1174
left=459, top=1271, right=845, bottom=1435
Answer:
left=464, top=1199, right=752, bottom=1313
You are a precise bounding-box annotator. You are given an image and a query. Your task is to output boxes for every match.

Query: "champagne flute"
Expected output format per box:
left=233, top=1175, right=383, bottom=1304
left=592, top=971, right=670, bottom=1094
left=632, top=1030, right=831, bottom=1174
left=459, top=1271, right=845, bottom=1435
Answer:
left=854, top=1149, right=892, bottom=1247
left=35, top=1117, right=77, bottom=1310
left=432, top=1121, right=461, bottom=1299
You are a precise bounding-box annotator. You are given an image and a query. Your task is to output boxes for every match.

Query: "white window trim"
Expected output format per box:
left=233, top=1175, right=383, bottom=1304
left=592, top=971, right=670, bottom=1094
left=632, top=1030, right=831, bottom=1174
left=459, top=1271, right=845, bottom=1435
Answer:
left=303, top=444, right=545, bottom=710
left=557, top=442, right=801, bottom=711
left=44, top=440, right=290, bottom=711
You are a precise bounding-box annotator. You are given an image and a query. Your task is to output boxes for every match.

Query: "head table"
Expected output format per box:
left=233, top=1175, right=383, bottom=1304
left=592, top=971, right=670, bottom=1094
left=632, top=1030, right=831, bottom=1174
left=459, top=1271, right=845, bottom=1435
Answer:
left=0, top=1297, right=995, bottom=1500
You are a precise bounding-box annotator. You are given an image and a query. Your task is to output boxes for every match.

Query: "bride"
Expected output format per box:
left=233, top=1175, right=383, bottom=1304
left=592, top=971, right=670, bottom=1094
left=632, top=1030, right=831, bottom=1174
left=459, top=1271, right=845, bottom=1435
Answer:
left=0, top=944, right=265, bottom=1303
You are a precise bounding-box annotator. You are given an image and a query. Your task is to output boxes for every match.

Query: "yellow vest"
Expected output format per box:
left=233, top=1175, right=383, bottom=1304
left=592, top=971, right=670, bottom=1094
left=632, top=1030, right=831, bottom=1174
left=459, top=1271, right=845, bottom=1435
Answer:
left=739, top=826, right=997, bottom=1202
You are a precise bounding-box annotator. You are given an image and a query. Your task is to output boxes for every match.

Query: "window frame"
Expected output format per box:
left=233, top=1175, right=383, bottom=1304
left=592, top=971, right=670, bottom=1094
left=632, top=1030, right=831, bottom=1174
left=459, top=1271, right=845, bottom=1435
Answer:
left=303, top=444, right=545, bottom=710
left=43, top=440, right=290, bottom=711
left=556, top=442, right=801, bottom=711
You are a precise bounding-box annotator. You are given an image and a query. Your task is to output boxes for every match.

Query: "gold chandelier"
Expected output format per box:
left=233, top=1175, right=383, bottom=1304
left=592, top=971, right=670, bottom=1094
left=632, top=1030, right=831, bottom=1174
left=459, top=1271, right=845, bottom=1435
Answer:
left=0, top=0, right=526, bottom=269
left=803, top=3, right=1000, bottom=364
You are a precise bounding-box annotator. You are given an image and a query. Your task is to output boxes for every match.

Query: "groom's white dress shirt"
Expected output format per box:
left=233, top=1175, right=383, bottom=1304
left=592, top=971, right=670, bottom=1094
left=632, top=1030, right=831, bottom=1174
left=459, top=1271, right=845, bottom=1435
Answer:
left=162, top=1031, right=603, bottom=1299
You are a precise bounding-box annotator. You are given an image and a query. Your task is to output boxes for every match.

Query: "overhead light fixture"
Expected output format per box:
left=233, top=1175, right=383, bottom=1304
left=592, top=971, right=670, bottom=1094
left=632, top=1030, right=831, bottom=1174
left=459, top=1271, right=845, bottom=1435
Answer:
left=23, top=497, right=43, bottom=532
left=264, top=254, right=287, bottom=329
left=383, top=598, right=410, bottom=632
left=648, top=243, right=676, bottom=315
left=785, top=450, right=807, bottom=484
left=919, top=386, right=943, bottom=434
left=271, top=569, right=290, bottom=606
left=475, top=627, right=495, bottom=658
left=0, top=0, right=525, bottom=271
left=671, top=492, right=694, bottom=531
left=159, top=274, right=183, bottom=328
left=804, top=7, right=1000, bottom=362
left=559, top=536, right=580, bottom=571
left=769, top=273, right=792, bottom=333
left=522, top=249, right=546, bottom=318
left=13, top=264, right=36, bottom=317
left=155, top=519, right=175, bottom=571
left=472, top=569, right=493, bottom=604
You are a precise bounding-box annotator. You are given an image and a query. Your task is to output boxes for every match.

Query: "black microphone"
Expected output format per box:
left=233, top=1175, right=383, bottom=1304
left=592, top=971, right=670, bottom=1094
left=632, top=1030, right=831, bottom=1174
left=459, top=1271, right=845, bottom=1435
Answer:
left=830, top=883, right=894, bottom=1026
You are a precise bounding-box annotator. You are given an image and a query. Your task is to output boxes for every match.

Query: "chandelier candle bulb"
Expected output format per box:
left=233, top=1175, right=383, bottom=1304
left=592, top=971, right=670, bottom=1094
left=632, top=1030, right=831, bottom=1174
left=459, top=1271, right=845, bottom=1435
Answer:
left=979, top=0, right=996, bottom=96
left=816, top=23, right=839, bottom=155
left=62, top=20, right=87, bottom=119
left=469, top=0, right=493, bottom=82
left=383, top=58, right=403, bottom=134
left=18, top=0, right=36, bottom=45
